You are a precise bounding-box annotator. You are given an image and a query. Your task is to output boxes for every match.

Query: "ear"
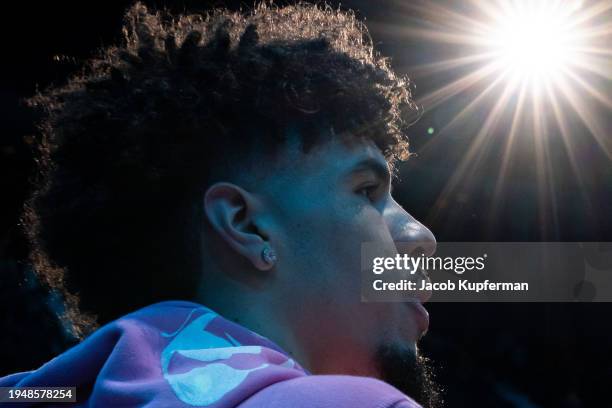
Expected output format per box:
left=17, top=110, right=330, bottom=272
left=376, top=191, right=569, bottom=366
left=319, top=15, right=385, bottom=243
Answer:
left=203, top=182, right=273, bottom=271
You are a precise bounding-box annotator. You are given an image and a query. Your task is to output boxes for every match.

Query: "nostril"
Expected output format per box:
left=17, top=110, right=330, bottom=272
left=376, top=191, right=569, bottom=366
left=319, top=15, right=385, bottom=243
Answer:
left=411, top=246, right=426, bottom=257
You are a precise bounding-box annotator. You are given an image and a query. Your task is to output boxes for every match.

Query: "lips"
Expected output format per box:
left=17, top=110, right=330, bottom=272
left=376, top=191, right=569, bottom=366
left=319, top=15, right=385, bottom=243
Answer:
left=408, top=300, right=430, bottom=337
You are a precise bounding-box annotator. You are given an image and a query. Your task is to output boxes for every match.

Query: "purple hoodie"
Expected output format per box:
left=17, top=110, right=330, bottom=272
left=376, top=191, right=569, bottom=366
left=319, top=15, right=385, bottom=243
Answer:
left=0, top=301, right=420, bottom=407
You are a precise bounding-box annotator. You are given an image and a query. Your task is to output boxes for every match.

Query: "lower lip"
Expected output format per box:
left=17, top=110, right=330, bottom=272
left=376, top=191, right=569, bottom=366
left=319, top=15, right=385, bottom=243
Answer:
left=408, top=301, right=430, bottom=335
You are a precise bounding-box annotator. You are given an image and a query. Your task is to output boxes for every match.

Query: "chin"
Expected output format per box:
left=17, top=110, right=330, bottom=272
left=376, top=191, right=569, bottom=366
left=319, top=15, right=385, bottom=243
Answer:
left=375, top=342, right=442, bottom=408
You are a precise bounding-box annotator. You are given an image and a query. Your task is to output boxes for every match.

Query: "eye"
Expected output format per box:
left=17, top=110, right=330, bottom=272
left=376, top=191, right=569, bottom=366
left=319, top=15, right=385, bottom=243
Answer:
left=355, top=184, right=380, bottom=202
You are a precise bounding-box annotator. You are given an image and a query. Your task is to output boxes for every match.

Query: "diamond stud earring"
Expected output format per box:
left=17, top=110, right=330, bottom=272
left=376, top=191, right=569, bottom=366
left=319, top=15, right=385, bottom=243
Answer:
left=261, top=246, right=277, bottom=266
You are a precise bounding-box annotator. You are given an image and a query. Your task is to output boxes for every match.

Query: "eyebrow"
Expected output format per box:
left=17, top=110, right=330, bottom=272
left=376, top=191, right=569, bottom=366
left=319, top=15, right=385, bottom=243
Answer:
left=347, top=157, right=392, bottom=187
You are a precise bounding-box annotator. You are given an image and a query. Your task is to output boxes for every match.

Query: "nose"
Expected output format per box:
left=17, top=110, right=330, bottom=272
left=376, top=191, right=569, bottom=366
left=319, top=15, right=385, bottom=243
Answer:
left=383, top=198, right=437, bottom=258
left=383, top=198, right=437, bottom=304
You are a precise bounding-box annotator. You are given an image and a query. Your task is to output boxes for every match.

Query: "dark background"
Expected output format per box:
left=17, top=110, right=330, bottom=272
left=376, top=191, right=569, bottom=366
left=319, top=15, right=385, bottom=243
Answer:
left=1, top=1, right=611, bottom=407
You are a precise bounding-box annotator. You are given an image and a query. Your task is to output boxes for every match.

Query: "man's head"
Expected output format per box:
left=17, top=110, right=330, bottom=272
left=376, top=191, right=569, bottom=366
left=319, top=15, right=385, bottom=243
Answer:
left=26, top=2, right=439, bottom=406
left=199, top=134, right=440, bottom=406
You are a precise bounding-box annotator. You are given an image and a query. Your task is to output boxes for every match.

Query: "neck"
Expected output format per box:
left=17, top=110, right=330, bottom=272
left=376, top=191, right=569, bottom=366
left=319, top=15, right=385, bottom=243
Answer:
left=196, top=266, right=311, bottom=367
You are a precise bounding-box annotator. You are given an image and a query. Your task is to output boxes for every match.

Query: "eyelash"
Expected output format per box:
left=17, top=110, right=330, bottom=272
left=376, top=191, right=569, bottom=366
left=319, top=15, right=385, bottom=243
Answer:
left=355, top=184, right=379, bottom=202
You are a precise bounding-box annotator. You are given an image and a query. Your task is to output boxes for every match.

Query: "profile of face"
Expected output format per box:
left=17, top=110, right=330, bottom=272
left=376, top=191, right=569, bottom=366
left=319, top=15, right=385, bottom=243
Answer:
left=202, top=133, right=438, bottom=404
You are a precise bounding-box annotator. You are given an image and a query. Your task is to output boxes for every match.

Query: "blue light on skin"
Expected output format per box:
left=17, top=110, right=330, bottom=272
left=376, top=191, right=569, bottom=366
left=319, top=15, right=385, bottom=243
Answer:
left=198, top=135, right=436, bottom=378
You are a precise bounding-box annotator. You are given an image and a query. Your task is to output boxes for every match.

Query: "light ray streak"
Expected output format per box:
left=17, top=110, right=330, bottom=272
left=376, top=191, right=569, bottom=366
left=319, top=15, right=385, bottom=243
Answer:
left=405, top=53, right=496, bottom=79
left=398, top=1, right=491, bottom=35
left=532, top=84, right=560, bottom=238
left=414, top=71, right=510, bottom=160
left=545, top=81, right=591, bottom=205
left=487, top=82, right=529, bottom=228
left=432, top=79, right=517, bottom=219
left=370, top=22, right=486, bottom=47
left=556, top=76, right=612, bottom=161
left=563, top=67, right=612, bottom=108
left=417, top=62, right=499, bottom=111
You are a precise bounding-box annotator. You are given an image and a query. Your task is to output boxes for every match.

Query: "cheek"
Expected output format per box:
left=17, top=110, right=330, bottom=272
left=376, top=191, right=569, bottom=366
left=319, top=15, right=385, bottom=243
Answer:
left=294, top=200, right=394, bottom=303
left=279, top=197, right=402, bottom=352
left=298, top=197, right=395, bottom=270
left=329, top=201, right=397, bottom=267
left=273, top=188, right=396, bottom=298
left=324, top=192, right=394, bottom=238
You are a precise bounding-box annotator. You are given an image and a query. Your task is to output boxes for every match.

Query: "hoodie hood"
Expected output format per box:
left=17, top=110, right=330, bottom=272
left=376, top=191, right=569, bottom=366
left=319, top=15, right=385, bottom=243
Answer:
left=0, top=301, right=306, bottom=407
left=1, top=301, right=421, bottom=408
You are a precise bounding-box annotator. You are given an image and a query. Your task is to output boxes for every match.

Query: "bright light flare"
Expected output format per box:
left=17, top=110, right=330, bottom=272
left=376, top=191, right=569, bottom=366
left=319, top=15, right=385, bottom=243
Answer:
left=485, top=1, right=583, bottom=86
left=392, top=0, right=612, bottom=229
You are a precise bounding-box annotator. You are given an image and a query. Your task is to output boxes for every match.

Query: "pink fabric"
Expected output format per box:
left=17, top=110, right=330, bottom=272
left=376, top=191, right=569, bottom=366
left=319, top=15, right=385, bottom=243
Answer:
left=0, top=301, right=420, bottom=407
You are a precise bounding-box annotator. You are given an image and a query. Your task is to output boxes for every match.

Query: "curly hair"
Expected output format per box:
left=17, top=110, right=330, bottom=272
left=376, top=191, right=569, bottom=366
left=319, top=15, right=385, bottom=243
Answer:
left=24, top=1, right=418, bottom=337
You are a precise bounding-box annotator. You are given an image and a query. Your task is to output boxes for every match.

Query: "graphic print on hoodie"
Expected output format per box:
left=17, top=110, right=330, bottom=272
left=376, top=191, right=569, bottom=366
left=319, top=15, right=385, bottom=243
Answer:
left=0, top=301, right=421, bottom=407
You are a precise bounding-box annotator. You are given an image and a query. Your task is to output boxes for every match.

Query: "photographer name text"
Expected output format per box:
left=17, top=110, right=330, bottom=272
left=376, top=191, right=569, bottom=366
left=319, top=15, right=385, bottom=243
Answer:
left=373, top=279, right=529, bottom=292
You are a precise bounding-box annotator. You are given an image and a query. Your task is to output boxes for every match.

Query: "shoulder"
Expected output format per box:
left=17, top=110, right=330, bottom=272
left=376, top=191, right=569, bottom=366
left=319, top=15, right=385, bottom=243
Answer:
left=239, top=374, right=421, bottom=408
